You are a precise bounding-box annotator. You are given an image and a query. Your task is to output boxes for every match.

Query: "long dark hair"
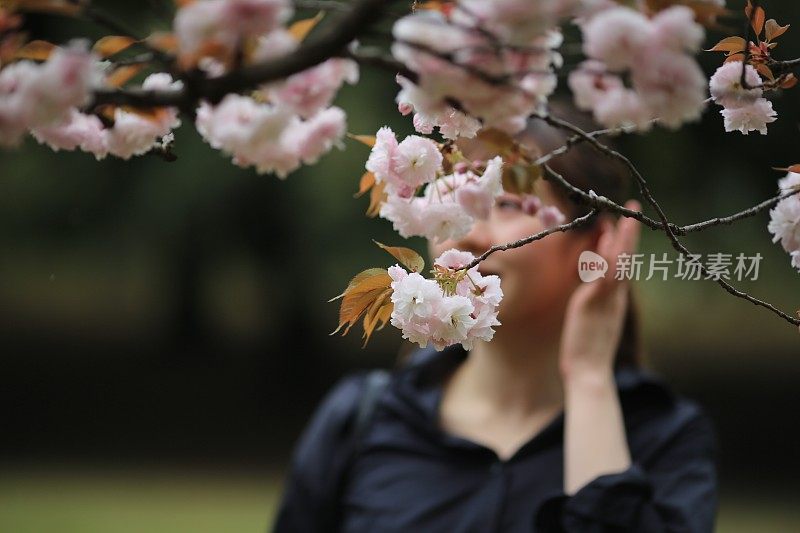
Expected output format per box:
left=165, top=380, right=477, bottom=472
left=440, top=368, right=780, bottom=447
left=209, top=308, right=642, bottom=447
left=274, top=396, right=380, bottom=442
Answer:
left=519, top=100, right=643, bottom=369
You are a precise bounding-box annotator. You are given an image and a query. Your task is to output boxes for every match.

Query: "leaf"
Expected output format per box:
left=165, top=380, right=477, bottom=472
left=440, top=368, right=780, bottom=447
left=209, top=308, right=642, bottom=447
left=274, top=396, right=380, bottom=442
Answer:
left=361, top=290, right=393, bottom=346
left=724, top=53, right=745, bottom=64
left=93, top=35, right=137, bottom=58
left=354, top=171, right=375, bottom=198
left=13, top=39, right=55, bottom=60
left=781, top=74, right=798, bottom=90
left=331, top=269, right=393, bottom=337
left=366, top=180, right=387, bottom=218
left=105, top=64, right=145, bottom=87
left=773, top=165, right=800, bottom=174
left=374, top=241, right=425, bottom=273
left=745, top=1, right=766, bottom=37
left=10, top=0, right=83, bottom=16
left=765, top=19, right=790, bottom=42
left=146, top=32, right=178, bottom=54
left=755, top=63, right=774, bottom=81
left=706, top=36, right=746, bottom=53
left=288, top=12, right=324, bottom=42
left=329, top=267, right=388, bottom=301
left=348, top=133, right=376, bottom=147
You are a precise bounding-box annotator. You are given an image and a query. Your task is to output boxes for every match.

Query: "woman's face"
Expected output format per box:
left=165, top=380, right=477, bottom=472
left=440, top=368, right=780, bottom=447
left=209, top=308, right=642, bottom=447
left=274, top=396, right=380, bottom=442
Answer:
left=429, top=181, right=599, bottom=329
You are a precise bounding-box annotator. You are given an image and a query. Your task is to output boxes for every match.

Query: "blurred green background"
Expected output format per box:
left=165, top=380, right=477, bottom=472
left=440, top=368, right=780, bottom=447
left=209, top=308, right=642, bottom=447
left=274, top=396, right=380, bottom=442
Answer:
left=1, top=1, right=800, bottom=531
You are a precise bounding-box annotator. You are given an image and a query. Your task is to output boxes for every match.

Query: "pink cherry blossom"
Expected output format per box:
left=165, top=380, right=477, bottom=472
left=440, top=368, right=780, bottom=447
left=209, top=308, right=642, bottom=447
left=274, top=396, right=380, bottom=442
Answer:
left=720, top=97, right=777, bottom=135
left=582, top=7, right=653, bottom=71
left=175, top=0, right=292, bottom=62
left=395, top=135, right=443, bottom=188
left=632, top=50, right=707, bottom=129
left=709, top=61, right=763, bottom=109
left=538, top=205, right=567, bottom=229
left=652, top=6, right=705, bottom=53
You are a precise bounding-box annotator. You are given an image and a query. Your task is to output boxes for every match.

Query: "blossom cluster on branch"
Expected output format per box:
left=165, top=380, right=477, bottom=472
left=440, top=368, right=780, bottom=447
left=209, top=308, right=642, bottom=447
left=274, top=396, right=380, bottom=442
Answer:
left=3, top=0, right=800, bottom=346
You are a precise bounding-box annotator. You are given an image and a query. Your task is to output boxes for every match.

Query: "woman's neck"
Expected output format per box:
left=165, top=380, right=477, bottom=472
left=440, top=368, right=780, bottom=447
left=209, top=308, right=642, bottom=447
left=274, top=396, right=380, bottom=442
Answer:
left=444, top=315, right=566, bottom=421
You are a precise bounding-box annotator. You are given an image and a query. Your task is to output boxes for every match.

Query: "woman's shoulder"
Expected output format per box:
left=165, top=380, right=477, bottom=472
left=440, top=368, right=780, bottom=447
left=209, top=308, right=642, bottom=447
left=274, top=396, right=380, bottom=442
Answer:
left=615, top=365, right=717, bottom=459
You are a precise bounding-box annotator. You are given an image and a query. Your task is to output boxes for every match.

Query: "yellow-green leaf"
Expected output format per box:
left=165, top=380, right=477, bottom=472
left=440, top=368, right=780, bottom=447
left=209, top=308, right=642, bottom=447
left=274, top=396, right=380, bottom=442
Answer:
left=374, top=241, right=425, bottom=273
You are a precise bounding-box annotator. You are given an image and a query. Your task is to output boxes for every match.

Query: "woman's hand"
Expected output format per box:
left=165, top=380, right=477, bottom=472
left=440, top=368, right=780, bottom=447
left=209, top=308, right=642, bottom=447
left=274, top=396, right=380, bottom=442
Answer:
left=559, top=200, right=642, bottom=381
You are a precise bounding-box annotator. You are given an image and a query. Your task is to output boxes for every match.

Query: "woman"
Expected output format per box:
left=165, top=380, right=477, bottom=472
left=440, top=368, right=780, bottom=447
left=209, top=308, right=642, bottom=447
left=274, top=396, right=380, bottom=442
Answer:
left=272, top=110, right=719, bottom=532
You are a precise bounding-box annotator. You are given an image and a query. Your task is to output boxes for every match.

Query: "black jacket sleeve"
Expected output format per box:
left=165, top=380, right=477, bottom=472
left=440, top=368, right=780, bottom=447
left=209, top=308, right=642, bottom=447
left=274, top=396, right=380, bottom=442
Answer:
left=271, top=373, right=366, bottom=533
left=534, top=409, right=718, bottom=532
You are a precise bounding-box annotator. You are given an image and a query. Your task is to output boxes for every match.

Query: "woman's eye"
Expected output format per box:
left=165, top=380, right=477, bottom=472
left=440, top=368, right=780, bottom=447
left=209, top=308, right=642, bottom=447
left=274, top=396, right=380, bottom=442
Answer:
left=496, top=198, right=522, bottom=211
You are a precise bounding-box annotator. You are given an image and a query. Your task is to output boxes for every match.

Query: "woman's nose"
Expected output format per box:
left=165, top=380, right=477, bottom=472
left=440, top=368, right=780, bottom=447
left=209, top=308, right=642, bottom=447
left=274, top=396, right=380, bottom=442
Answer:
left=454, top=219, right=494, bottom=256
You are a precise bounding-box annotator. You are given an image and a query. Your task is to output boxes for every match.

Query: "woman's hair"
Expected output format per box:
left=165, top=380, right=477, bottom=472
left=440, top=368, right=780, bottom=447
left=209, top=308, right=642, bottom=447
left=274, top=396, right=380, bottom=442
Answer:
left=396, top=101, right=643, bottom=370
left=519, top=100, right=643, bottom=369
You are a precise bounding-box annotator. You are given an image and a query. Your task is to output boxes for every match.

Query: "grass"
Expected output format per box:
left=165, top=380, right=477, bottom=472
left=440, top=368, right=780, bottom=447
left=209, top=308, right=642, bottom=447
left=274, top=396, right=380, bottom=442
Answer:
left=0, top=468, right=797, bottom=532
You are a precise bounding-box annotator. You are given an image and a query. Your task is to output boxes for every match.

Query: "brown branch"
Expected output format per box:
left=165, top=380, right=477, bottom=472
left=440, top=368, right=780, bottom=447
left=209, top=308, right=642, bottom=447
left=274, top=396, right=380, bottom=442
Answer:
left=90, top=0, right=395, bottom=108
left=462, top=208, right=601, bottom=270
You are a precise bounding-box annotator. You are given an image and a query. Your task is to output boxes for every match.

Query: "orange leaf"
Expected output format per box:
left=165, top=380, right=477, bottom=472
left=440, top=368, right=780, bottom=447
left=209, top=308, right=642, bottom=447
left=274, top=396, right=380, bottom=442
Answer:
left=354, top=171, right=375, bottom=198
left=366, top=180, right=387, bottom=218
left=755, top=63, right=774, bottom=81
left=374, top=241, right=425, bottom=273
left=146, top=32, right=178, bottom=54
left=105, top=64, right=144, bottom=88
left=773, top=165, right=800, bottom=174
left=9, top=0, right=82, bottom=16
left=14, top=39, right=55, bottom=60
left=93, top=35, right=137, bottom=58
left=706, top=36, right=746, bottom=53
left=348, top=133, right=376, bottom=147
left=288, top=12, right=324, bottom=42
left=745, top=1, right=766, bottom=37
left=781, top=74, right=798, bottom=90
left=331, top=269, right=393, bottom=336
left=765, top=19, right=790, bottom=42
left=173, top=0, right=195, bottom=7
left=724, top=53, right=745, bottom=64
left=329, top=267, right=388, bottom=302
left=361, top=290, right=393, bottom=346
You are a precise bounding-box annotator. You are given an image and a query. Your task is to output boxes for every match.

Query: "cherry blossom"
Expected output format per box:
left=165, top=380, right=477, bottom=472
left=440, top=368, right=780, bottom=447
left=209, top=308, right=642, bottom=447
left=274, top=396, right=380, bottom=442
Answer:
left=388, top=249, right=503, bottom=351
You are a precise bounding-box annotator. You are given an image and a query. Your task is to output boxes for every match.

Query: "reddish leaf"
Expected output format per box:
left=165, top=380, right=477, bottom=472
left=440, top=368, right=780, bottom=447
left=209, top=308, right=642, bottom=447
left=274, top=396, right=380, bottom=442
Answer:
left=93, top=35, right=137, bottom=58
left=765, top=19, right=790, bottom=41
left=781, top=74, right=798, bottom=90
left=745, top=1, right=766, bottom=37
left=755, top=63, right=774, bottom=81
left=374, top=241, right=425, bottom=273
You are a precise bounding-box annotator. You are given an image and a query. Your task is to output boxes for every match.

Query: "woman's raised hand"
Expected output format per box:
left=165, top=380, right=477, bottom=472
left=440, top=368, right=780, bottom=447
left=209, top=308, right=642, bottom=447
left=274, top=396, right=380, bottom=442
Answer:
left=559, top=200, right=642, bottom=381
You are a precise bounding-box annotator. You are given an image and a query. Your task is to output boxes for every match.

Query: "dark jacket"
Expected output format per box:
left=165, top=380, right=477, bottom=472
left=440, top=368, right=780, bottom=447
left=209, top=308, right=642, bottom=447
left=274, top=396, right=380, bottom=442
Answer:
left=273, top=345, right=718, bottom=532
